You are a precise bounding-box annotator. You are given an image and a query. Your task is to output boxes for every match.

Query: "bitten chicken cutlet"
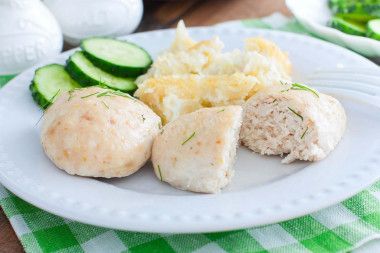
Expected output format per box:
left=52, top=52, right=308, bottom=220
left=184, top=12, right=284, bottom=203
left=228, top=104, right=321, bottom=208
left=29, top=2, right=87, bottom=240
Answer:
left=240, top=83, right=346, bottom=163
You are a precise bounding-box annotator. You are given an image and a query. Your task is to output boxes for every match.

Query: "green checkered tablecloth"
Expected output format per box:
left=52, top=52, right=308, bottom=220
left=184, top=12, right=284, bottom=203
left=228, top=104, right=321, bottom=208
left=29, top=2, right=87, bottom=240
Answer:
left=1, top=13, right=380, bottom=253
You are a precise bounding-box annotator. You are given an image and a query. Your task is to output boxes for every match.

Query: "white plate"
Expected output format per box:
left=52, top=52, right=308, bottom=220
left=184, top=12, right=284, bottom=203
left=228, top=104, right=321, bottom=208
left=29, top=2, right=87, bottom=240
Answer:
left=0, top=27, right=379, bottom=233
left=286, top=0, right=380, bottom=58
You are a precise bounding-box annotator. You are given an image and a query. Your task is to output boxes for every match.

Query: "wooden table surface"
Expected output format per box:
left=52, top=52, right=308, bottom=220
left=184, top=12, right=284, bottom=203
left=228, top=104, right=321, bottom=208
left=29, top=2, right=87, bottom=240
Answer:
left=0, top=0, right=290, bottom=252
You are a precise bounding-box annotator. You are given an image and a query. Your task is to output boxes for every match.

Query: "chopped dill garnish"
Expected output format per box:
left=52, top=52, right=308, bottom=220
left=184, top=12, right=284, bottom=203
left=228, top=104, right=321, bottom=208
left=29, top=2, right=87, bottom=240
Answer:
left=290, top=83, right=319, bottom=98
left=38, top=89, right=60, bottom=125
left=68, top=90, right=74, bottom=101
left=280, top=81, right=288, bottom=86
left=272, top=99, right=277, bottom=103
left=109, top=90, right=137, bottom=101
left=288, top=107, right=303, bottom=121
left=141, top=114, right=146, bottom=122
left=158, top=165, right=163, bottom=181
left=97, top=79, right=108, bottom=89
left=218, top=109, right=225, bottom=113
left=161, top=128, right=164, bottom=135
left=97, top=91, right=109, bottom=97
left=182, top=131, right=196, bottom=146
left=36, top=113, right=44, bottom=126
left=101, top=100, right=109, bottom=109
left=301, top=126, right=308, bottom=139
left=280, top=83, right=319, bottom=98
left=42, top=89, right=60, bottom=111
left=81, top=92, right=99, bottom=99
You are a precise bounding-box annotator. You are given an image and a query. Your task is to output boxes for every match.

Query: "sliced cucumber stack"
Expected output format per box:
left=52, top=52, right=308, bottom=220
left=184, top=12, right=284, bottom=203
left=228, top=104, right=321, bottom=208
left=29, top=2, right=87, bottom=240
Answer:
left=81, top=38, right=152, bottom=78
left=330, top=15, right=367, bottom=36
left=335, top=13, right=377, bottom=22
left=30, top=64, right=81, bottom=108
left=333, top=0, right=380, bottom=17
left=367, top=19, right=380, bottom=40
left=66, top=51, right=137, bottom=93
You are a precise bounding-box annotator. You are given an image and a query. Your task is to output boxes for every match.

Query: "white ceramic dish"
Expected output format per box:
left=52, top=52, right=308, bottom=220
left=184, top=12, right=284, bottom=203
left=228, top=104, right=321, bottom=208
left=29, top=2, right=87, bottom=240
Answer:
left=286, top=0, right=380, bottom=58
left=0, top=27, right=379, bottom=233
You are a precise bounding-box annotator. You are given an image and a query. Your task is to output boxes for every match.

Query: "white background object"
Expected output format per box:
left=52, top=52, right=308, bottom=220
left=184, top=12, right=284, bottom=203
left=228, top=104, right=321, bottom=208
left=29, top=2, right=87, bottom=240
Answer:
left=44, top=0, right=144, bottom=46
left=286, top=0, right=380, bottom=58
left=0, top=0, right=62, bottom=75
left=0, top=27, right=379, bottom=233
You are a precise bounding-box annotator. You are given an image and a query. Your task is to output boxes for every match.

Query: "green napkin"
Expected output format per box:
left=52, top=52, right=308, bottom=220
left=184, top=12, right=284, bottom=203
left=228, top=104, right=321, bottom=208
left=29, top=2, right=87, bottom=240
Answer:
left=0, top=74, right=16, bottom=88
left=1, top=13, right=379, bottom=253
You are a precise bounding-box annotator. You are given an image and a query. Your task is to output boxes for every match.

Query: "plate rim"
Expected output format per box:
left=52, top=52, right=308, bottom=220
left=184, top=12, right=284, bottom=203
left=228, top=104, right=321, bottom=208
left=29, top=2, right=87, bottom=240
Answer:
left=0, top=26, right=379, bottom=233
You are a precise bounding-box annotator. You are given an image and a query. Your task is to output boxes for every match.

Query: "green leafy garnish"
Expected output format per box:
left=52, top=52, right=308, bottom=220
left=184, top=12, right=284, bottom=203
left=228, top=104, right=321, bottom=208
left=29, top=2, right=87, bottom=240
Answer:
left=37, top=89, right=60, bottom=125
left=141, top=114, right=146, bottom=122
left=272, top=99, right=277, bottom=103
left=182, top=131, right=196, bottom=146
left=101, top=100, right=109, bottom=109
left=81, top=92, right=99, bottom=99
left=42, top=89, right=60, bottom=110
left=68, top=90, right=74, bottom=101
left=158, top=165, right=163, bottom=181
left=97, top=91, right=109, bottom=97
left=301, top=126, right=308, bottom=139
left=290, top=83, right=319, bottom=98
left=161, top=128, right=164, bottom=135
left=281, top=83, right=319, bottom=98
left=218, top=109, right=225, bottom=113
left=288, top=107, right=303, bottom=121
left=109, top=90, right=137, bottom=101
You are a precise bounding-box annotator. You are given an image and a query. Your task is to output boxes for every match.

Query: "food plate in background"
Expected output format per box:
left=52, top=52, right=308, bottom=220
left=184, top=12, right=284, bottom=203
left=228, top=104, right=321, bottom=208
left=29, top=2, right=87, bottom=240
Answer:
left=0, top=27, right=379, bottom=233
left=286, top=0, right=380, bottom=58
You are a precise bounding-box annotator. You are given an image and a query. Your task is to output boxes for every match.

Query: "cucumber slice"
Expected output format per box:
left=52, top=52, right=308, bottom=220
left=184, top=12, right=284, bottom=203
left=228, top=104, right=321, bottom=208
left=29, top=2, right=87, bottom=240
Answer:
left=30, top=64, right=81, bottom=108
left=334, top=0, right=380, bottom=17
left=330, top=15, right=367, bottom=36
left=329, top=0, right=340, bottom=13
left=66, top=51, right=137, bottom=93
left=335, top=13, right=377, bottom=22
left=81, top=38, right=152, bottom=78
left=366, top=19, right=380, bottom=40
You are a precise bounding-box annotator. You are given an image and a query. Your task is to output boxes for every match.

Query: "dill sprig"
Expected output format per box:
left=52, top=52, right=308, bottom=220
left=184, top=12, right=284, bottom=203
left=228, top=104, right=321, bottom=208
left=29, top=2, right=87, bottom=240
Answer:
left=161, top=128, right=164, bottom=135
left=109, top=90, right=137, bottom=101
left=288, top=107, right=303, bottom=121
left=218, top=109, right=225, bottom=113
left=158, top=165, right=163, bottom=181
left=281, top=83, right=319, bottom=98
left=272, top=99, right=277, bottom=103
left=301, top=126, right=308, bottom=139
left=97, top=91, right=109, bottom=97
left=290, top=83, right=319, bottom=98
left=37, top=89, right=60, bottom=125
left=68, top=90, right=75, bottom=101
left=97, top=79, right=108, bottom=89
left=141, top=114, right=146, bottom=122
left=101, top=100, right=109, bottom=109
left=182, top=131, right=196, bottom=146
left=81, top=92, right=99, bottom=99
left=42, top=89, right=60, bottom=111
